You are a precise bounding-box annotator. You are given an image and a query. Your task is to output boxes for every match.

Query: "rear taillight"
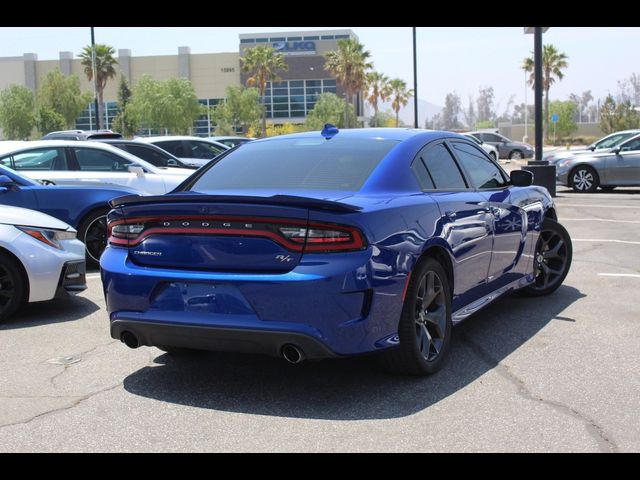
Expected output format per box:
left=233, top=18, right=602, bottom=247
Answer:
left=108, top=216, right=366, bottom=253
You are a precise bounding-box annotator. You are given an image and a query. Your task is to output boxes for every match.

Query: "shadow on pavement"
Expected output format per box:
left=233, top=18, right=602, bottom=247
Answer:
left=123, top=285, right=585, bottom=420
left=0, top=294, right=100, bottom=330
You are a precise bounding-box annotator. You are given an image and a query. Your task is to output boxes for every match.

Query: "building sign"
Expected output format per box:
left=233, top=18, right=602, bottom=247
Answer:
left=272, top=41, right=316, bottom=56
left=220, top=67, right=235, bottom=73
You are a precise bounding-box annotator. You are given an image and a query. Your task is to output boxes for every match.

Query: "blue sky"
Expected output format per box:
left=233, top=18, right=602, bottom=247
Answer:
left=0, top=27, right=637, bottom=111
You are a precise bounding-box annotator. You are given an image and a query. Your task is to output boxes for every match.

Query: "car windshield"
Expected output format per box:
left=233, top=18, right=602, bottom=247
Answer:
left=595, top=132, right=638, bottom=149
left=188, top=136, right=399, bottom=192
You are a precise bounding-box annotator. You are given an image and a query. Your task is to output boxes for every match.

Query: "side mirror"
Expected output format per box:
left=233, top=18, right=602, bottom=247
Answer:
left=588, top=144, right=596, bottom=151
left=611, top=146, right=622, bottom=155
left=128, top=165, right=145, bottom=177
left=0, top=174, right=17, bottom=190
left=167, top=159, right=178, bottom=167
left=510, top=170, right=533, bottom=187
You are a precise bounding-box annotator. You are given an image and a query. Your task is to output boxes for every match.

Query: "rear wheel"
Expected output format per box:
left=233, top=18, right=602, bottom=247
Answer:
left=78, top=208, right=109, bottom=269
left=381, top=257, right=452, bottom=376
left=509, top=150, right=523, bottom=160
left=0, top=252, right=26, bottom=322
left=570, top=165, right=599, bottom=193
left=520, top=218, right=572, bottom=297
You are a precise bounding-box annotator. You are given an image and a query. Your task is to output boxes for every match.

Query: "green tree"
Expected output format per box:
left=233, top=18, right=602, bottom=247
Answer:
left=37, top=69, right=92, bottom=130
left=388, top=78, right=413, bottom=127
left=240, top=45, right=288, bottom=138
left=475, top=120, right=495, bottom=129
left=549, top=100, right=578, bottom=139
left=128, top=75, right=203, bottom=135
left=0, top=85, right=36, bottom=140
left=523, top=44, right=569, bottom=140
left=599, top=94, right=640, bottom=134
left=441, top=92, right=462, bottom=130
left=365, top=71, right=390, bottom=127
left=305, top=93, right=356, bottom=130
left=112, top=76, right=139, bottom=138
left=79, top=44, right=118, bottom=129
left=476, top=86, right=495, bottom=123
left=325, top=39, right=373, bottom=128
left=369, top=110, right=395, bottom=128
left=210, top=85, right=262, bottom=135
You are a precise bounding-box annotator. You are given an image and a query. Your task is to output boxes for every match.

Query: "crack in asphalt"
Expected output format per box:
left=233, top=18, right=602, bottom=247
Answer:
left=458, top=332, right=619, bottom=453
left=49, top=340, right=119, bottom=388
left=0, top=383, right=123, bottom=430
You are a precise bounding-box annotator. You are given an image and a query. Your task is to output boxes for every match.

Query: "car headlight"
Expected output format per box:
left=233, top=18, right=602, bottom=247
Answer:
left=16, top=226, right=76, bottom=250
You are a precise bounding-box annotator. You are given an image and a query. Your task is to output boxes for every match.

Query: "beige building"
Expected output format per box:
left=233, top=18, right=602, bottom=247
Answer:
left=0, top=29, right=358, bottom=136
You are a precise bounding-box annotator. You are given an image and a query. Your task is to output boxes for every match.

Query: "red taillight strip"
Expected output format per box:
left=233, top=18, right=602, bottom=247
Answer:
left=108, top=215, right=367, bottom=253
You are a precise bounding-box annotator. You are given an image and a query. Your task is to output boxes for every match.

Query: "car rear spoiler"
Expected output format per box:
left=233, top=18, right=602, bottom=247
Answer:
left=108, top=193, right=362, bottom=213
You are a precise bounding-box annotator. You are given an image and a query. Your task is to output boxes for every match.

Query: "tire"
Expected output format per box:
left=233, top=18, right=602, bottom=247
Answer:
left=77, top=208, right=109, bottom=269
left=600, top=186, right=616, bottom=191
left=570, top=165, right=599, bottom=193
left=381, top=257, right=452, bottom=376
left=520, top=218, right=572, bottom=297
left=509, top=150, right=523, bottom=160
left=0, top=251, right=27, bottom=322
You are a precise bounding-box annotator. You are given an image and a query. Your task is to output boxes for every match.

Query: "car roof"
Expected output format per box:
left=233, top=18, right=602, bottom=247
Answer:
left=248, top=128, right=462, bottom=144
left=207, top=136, right=254, bottom=141
left=137, top=136, right=230, bottom=149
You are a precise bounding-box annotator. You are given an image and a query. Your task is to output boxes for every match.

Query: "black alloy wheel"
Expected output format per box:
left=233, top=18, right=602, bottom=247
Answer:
left=521, top=218, right=572, bottom=297
left=0, top=253, right=26, bottom=322
left=381, top=257, right=452, bottom=376
left=78, top=209, right=109, bottom=268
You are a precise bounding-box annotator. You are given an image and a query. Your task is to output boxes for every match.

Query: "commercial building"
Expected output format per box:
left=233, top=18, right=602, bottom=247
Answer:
left=0, top=29, right=361, bottom=137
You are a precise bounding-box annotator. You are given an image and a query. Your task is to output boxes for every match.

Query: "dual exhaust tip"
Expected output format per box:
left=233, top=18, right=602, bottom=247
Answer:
left=121, top=331, right=305, bottom=365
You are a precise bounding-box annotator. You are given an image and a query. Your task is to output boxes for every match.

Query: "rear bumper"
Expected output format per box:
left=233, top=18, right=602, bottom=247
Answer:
left=111, top=319, right=338, bottom=359
left=101, top=246, right=407, bottom=357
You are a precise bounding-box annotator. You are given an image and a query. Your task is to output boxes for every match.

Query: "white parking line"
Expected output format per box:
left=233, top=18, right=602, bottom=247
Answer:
left=558, top=204, right=639, bottom=209
left=86, top=273, right=101, bottom=279
left=562, top=218, right=640, bottom=224
left=598, top=273, right=640, bottom=278
left=573, top=239, right=640, bottom=245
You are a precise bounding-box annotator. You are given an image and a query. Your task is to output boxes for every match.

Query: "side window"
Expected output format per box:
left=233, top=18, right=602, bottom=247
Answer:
left=451, top=142, right=508, bottom=189
left=122, top=145, right=169, bottom=167
left=422, top=143, right=467, bottom=189
left=411, top=156, right=435, bottom=190
left=620, top=137, right=640, bottom=152
left=188, top=141, right=225, bottom=159
left=485, top=134, right=502, bottom=143
left=154, top=141, right=185, bottom=157
left=11, top=148, right=67, bottom=170
left=73, top=148, right=132, bottom=171
left=0, top=155, right=13, bottom=168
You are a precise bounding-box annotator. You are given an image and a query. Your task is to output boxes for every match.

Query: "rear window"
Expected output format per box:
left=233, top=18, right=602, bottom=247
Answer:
left=188, top=136, right=399, bottom=192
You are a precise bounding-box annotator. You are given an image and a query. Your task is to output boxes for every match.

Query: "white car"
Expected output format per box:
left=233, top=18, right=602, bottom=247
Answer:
left=0, top=205, right=86, bottom=322
left=137, top=136, right=229, bottom=168
left=0, top=141, right=193, bottom=195
left=463, top=133, right=499, bottom=161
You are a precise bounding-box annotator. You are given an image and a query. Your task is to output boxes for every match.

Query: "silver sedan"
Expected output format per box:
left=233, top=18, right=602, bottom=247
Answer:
left=556, top=134, right=640, bottom=192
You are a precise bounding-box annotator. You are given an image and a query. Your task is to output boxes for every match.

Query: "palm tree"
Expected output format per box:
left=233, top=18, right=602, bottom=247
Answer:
left=366, top=72, right=390, bottom=127
left=523, top=44, right=569, bottom=140
left=325, top=39, right=373, bottom=128
left=388, top=79, right=414, bottom=127
left=79, top=44, right=118, bottom=130
left=240, top=45, right=288, bottom=137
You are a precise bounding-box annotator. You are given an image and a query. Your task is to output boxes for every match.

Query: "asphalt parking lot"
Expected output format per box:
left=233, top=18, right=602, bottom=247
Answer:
left=1, top=186, right=639, bottom=452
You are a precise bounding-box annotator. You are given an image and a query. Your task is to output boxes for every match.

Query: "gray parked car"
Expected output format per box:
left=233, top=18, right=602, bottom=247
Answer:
left=468, top=131, right=534, bottom=160
left=544, top=129, right=640, bottom=164
left=556, top=134, right=640, bottom=192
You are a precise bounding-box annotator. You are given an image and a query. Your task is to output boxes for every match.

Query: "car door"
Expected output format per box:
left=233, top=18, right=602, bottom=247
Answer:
left=69, top=147, right=167, bottom=194
left=448, top=140, right=528, bottom=288
left=605, top=136, right=640, bottom=185
left=413, top=141, right=495, bottom=311
left=0, top=160, right=38, bottom=209
left=483, top=133, right=506, bottom=157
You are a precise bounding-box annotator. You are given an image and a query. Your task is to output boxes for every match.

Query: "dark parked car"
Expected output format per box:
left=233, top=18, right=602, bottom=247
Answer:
left=207, top=136, right=255, bottom=148
left=41, top=129, right=124, bottom=141
left=468, top=131, right=534, bottom=160
left=102, top=127, right=572, bottom=376
left=94, top=139, right=198, bottom=170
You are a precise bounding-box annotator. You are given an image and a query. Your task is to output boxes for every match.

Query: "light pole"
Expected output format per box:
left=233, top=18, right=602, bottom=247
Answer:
left=412, top=27, right=418, bottom=129
left=523, top=68, right=528, bottom=142
left=90, top=27, right=101, bottom=130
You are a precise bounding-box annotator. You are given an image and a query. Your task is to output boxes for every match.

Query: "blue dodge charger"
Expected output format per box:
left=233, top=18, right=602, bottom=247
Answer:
left=100, top=128, right=572, bottom=375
